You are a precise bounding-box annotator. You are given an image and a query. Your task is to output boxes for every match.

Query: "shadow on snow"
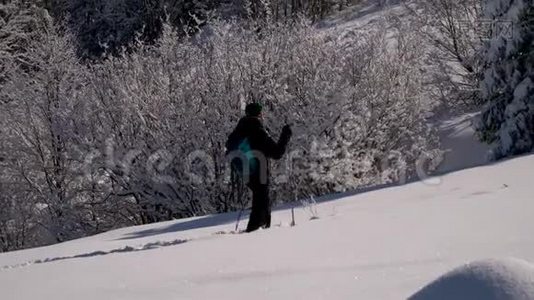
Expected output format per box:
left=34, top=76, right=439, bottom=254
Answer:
left=116, top=154, right=532, bottom=242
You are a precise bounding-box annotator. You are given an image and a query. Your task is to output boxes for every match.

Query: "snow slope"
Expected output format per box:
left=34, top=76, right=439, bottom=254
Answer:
left=1, top=154, right=533, bottom=299
left=436, top=112, right=492, bottom=173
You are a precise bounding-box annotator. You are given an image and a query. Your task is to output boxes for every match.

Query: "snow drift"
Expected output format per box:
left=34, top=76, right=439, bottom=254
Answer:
left=410, top=258, right=534, bottom=300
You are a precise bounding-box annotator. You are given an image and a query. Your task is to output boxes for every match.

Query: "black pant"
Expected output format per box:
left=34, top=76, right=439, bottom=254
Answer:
left=246, top=183, right=271, bottom=232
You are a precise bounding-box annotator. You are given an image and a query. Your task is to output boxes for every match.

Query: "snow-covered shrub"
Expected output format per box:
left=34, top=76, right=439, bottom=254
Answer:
left=0, top=1, right=52, bottom=81
left=477, top=0, right=534, bottom=159
left=89, top=19, right=437, bottom=209
left=0, top=15, right=439, bottom=250
left=272, top=20, right=439, bottom=198
left=0, top=23, right=134, bottom=244
left=0, top=165, right=39, bottom=252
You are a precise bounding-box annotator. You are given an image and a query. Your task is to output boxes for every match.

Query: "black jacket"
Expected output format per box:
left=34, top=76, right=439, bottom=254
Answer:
left=226, top=117, right=291, bottom=184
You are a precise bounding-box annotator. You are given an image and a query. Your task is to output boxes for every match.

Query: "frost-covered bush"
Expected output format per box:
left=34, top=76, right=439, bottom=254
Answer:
left=85, top=19, right=437, bottom=209
left=477, top=0, right=534, bottom=158
left=0, top=24, right=134, bottom=245
left=0, top=1, right=52, bottom=81
left=273, top=22, right=439, bottom=197
left=0, top=16, right=438, bottom=251
left=0, top=166, right=39, bottom=252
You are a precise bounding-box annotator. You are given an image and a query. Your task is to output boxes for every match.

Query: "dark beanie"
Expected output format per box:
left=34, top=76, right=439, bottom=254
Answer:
left=245, top=103, right=263, bottom=117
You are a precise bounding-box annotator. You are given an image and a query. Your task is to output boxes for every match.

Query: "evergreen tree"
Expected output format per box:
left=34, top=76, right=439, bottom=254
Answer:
left=477, top=0, right=534, bottom=158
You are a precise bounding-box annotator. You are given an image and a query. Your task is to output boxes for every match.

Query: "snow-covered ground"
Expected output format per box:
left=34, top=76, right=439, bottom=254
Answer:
left=1, top=153, right=533, bottom=299
left=436, top=112, right=492, bottom=173
left=319, top=0, right=407, bottom=31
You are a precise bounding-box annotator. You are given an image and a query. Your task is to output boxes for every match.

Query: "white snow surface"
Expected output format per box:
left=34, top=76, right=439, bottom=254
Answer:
left=1, top=154, right=534, bottom=299
left=410, top=258, right=534, bottom=300
left=436, top=112, right=492, bottom=173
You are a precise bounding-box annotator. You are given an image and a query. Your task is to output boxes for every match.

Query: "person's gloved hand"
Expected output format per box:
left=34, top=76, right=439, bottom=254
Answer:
left=282, top=124, right=292, bottom=138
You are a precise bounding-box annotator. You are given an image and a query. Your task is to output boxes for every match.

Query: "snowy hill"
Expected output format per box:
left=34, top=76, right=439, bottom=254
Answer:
left=1, top=154, right=533, bottom=299
left=2, top=1, right=533, bottom=299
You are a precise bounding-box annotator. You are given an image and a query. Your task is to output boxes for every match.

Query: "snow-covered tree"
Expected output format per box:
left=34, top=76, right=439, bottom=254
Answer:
left=409, top=0, right=485, bottom=107
left=477, top=0, right=534, bottom=158
left=0, top=13, right=440, bottom=251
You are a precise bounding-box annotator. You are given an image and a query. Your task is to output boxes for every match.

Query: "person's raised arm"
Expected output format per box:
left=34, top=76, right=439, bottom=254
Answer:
left=256, top=124, right=292, bottom=160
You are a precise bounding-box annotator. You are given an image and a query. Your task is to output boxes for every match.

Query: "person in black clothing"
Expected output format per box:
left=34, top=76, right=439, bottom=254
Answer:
left=226, top=103, right=292, bottom=232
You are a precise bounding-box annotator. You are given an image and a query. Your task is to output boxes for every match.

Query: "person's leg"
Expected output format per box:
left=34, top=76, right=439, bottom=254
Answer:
left=257, top=184, right=271, bottom=229
left=246, top=184, right=262, bottom=232
left=246, top=184, right=270, bottom=232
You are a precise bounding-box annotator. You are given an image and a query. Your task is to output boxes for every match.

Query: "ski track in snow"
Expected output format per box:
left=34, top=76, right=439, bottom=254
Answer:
left=0, top=239, right=188, bottom=270
left=0, top=226, right=282, bottom=270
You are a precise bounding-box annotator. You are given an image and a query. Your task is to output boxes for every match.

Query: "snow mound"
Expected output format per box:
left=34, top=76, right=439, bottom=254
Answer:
left=409, top=258, right=534, bottom=300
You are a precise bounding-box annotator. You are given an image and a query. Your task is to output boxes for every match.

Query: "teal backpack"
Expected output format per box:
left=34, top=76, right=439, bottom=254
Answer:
left=229, top=138, right=257, bottom=178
